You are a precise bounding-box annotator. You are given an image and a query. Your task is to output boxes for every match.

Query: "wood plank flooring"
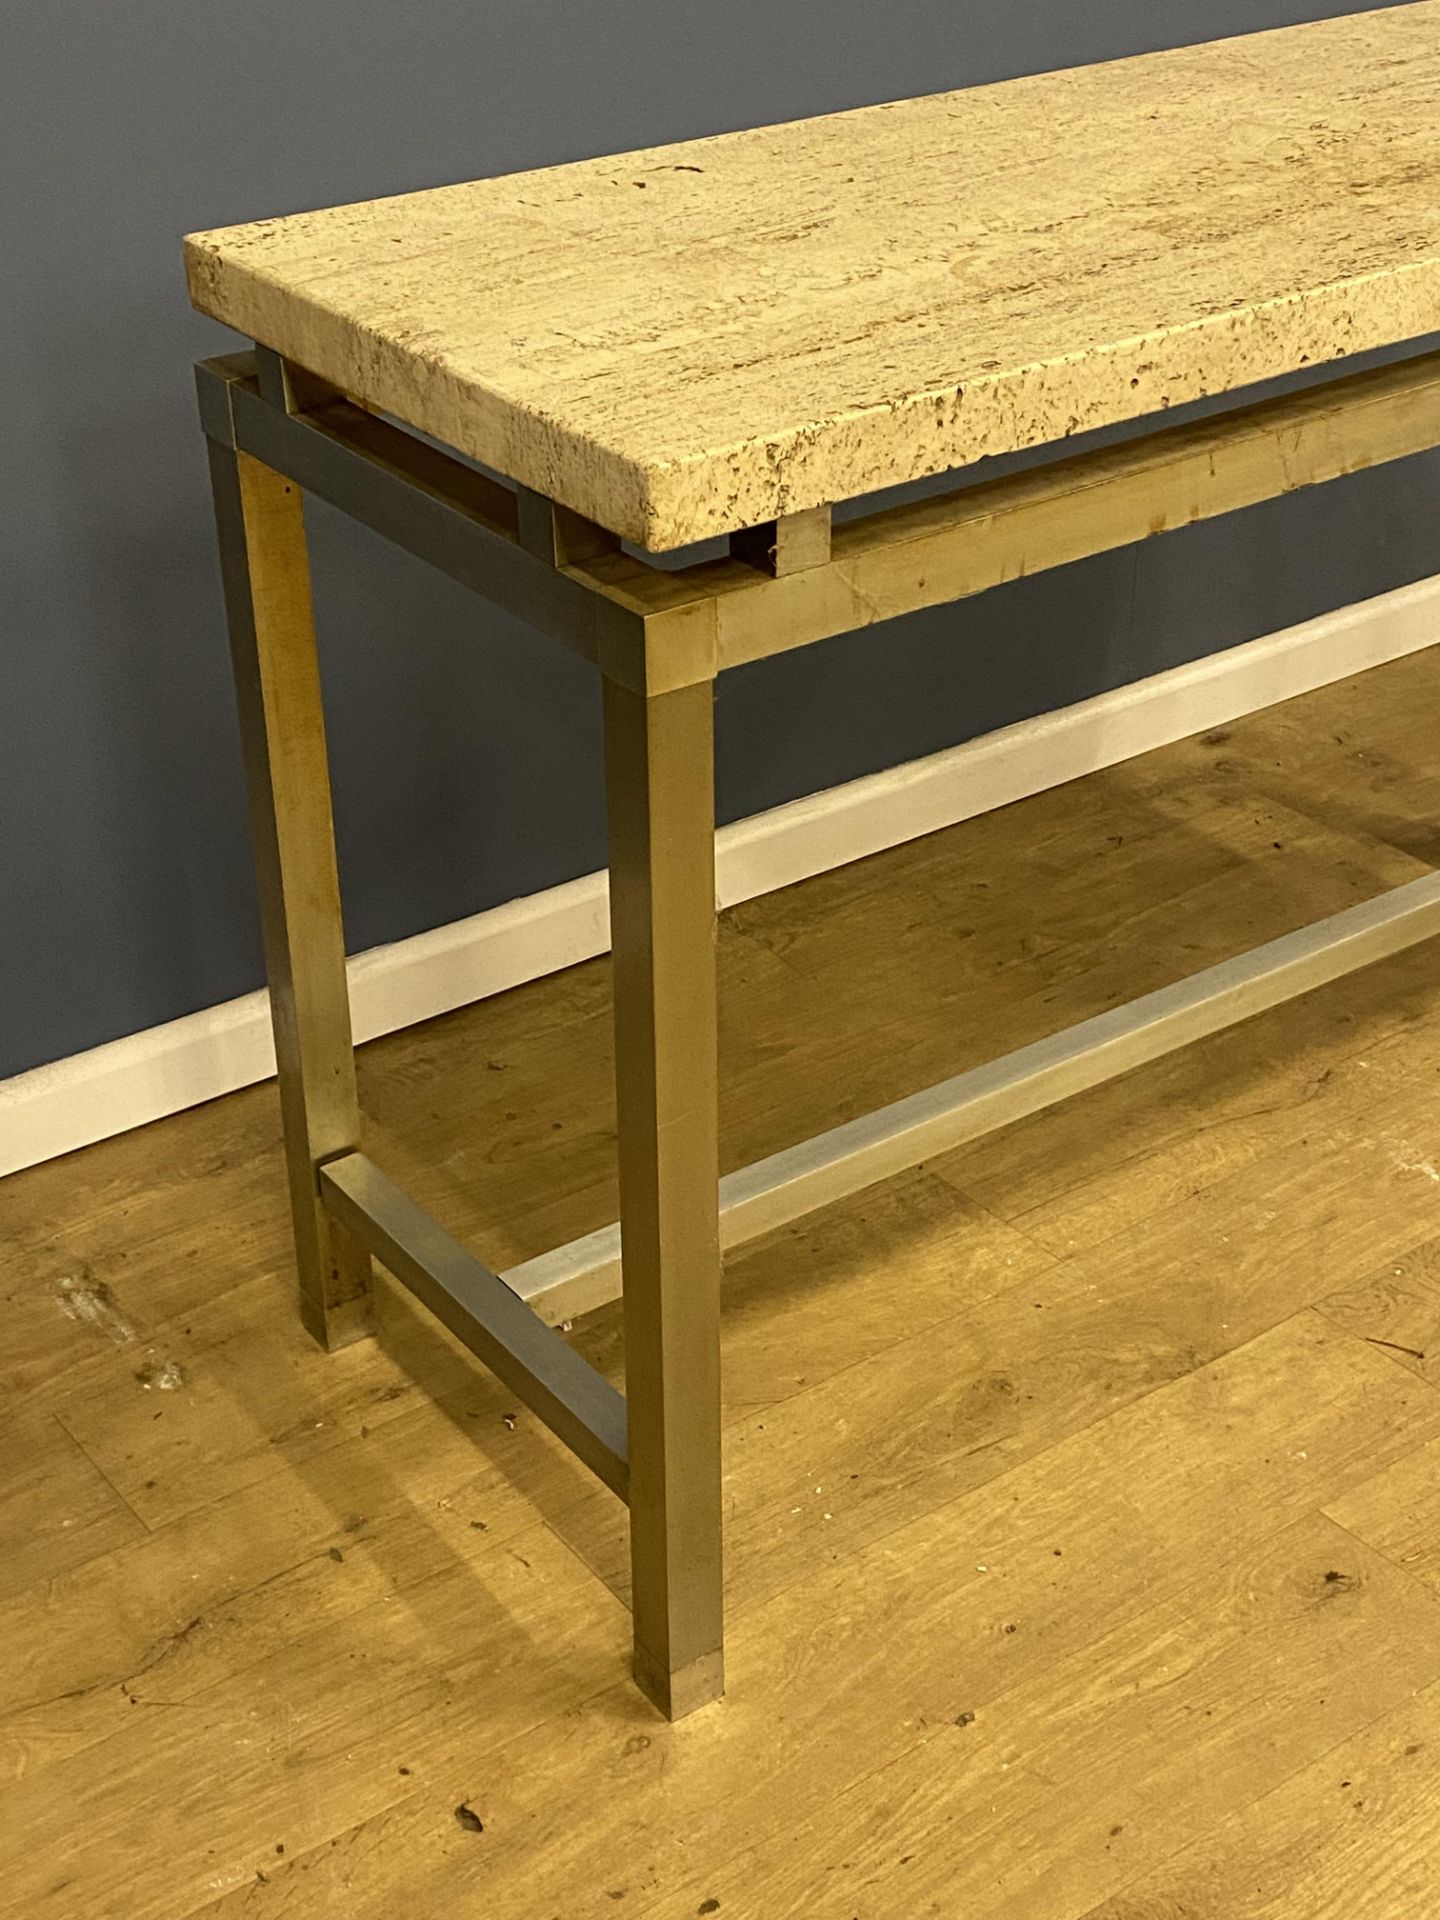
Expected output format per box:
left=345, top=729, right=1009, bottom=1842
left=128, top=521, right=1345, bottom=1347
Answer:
left=7, top=648, right=1440, bottom=1917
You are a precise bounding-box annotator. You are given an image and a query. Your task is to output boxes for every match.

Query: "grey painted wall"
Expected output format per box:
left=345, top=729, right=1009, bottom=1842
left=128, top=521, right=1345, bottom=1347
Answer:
left=3, top=1, right=1437, bottom=1082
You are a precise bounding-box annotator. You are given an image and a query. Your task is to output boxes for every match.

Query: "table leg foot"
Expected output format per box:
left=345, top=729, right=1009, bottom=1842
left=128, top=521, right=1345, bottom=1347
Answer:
left=633, top=1644, right=726, bottom=1722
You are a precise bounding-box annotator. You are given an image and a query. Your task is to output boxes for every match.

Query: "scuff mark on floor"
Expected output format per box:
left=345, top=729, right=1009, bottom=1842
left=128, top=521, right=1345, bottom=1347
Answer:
left=55, top=1269, right=136, bottom=1345
left=134, top=1355, right=186, bottom=1391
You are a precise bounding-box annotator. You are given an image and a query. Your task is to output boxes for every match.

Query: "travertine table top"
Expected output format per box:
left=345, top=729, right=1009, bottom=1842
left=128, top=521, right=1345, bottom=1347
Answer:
left=186, top=3, right=1440, bottom=551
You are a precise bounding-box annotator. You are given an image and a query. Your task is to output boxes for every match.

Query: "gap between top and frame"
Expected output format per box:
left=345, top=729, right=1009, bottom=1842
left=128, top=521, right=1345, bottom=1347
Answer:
left=197, top=341, right=1440, bottom=698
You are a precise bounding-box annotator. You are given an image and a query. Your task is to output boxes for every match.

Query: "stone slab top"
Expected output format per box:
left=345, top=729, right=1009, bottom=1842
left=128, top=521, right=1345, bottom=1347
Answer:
left=187, top=3, right=1440, bottom=550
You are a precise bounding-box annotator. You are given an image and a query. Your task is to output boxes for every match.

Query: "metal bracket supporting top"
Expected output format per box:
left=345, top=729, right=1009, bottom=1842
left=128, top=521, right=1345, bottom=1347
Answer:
left=199, top=340, right=1440, bottom=699
left=195, top=351, right=697, bottom=695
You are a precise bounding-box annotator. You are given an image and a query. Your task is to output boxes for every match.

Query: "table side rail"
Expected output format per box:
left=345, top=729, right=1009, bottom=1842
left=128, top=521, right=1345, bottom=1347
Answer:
left=319, top=1151, right=629, bottom=1499
left=200, top=345, right=1440, bottom=690
left=676, top=345, right=1440, bottom=670
left=195, top=356, right=657, bottom=680
left=504, top=870, right=1440, bottom=1325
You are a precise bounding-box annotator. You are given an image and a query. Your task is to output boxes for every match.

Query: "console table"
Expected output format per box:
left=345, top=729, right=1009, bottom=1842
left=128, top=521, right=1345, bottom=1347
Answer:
left=187, top=1, right=1440, bottom=1719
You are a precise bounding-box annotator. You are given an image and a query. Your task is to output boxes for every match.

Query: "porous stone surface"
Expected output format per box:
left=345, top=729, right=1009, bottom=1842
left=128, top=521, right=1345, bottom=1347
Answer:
left=187, top=3, right=1440, bottom=550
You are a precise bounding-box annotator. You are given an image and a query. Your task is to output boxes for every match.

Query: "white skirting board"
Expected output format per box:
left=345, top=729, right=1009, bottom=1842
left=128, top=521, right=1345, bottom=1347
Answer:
left=4, top=572, right=1438, bottom=1180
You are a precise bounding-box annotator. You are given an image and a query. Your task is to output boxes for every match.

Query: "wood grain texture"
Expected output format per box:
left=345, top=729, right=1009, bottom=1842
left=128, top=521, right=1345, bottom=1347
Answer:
left=650, top=1511, right=1440, bottom=1920
left=1077, top=1679, right=1440, bottom=1918
left=187, top=1321, right=1440, bottom=1920
left=7, top=653, right=1440, bottom=1912
left=186, top=4, right=1440, bottom=548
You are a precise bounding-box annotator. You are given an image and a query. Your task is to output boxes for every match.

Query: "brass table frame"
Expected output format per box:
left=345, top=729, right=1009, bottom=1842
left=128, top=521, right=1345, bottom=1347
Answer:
left=198, top=340, right=1440, bottom=1719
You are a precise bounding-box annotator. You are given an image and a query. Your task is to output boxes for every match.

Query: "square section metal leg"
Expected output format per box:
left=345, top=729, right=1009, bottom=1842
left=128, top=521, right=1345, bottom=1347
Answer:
left=206, top=442, right=375, bottom=1350
left=604, top=676, right=725, bottom=1719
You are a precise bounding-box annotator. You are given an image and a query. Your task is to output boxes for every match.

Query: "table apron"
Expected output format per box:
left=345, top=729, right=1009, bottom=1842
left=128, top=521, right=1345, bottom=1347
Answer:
left=197, top=344, right=1440, bottom=694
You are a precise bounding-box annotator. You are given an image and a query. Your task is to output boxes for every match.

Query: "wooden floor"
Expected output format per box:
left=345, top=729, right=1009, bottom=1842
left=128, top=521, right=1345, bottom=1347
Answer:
left=8, top=650, right=1440, bottom=1918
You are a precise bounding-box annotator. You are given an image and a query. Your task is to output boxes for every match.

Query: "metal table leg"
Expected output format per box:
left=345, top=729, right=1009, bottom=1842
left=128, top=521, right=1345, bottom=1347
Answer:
left=206, top=443, right=375, bottom=1351
left=604, top=676, right=725, bottom=1717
